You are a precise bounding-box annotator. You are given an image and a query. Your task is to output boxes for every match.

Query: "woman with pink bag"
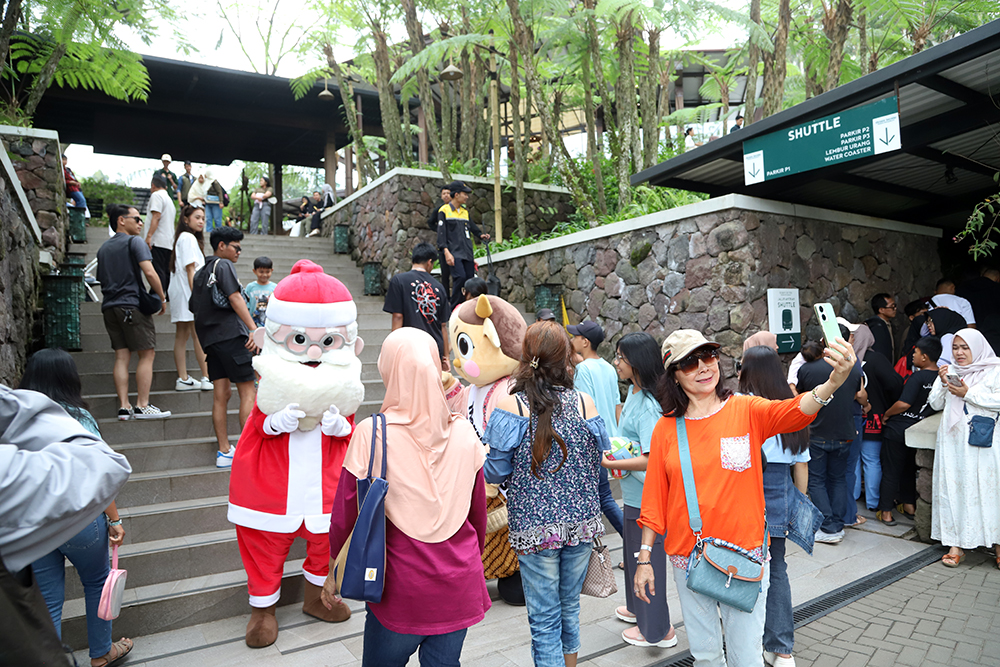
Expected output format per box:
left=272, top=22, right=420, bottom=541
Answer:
left=21, top=349, right=135, bottom=667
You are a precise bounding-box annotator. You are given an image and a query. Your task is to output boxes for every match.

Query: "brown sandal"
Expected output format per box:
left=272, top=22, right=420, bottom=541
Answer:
left=92, top=637, right=133, bottom=667
left=941, top=552, right=965, bottom=568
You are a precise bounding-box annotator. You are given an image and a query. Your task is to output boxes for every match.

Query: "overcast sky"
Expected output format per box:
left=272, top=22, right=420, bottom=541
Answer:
left=65, top=1, right=748, bottom=192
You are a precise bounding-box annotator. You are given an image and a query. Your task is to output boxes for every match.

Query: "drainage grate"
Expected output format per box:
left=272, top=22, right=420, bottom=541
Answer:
left=645, top=545, right=944, bottom=667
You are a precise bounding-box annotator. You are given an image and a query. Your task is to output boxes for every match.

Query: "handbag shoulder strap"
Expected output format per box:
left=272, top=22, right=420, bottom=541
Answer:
left=111, top=544, right=119, bottom=570
left=368, top=413, right=388, bottom=480
left=963, top=403, right=1000, bottom=422
left=674, top=417, right=703, bottom=537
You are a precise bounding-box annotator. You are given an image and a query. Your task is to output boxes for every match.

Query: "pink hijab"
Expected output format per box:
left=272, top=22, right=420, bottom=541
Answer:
left=342, top=328, right=484, bottom=543
left=743, top=331, right=778, bottom=352
left=944, top=328, right=1000, bottom=430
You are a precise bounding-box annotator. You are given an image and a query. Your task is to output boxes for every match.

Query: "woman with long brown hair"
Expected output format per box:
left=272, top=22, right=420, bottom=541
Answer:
left=483, top=321, right=610, bottom=667
left=168, top=205, right=211, bottom=391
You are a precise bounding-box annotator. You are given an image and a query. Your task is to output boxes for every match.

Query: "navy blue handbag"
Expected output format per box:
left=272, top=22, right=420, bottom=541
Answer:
left=338, top=413, right=389, bottom=603
left=965, top=405, right=996, bottom=448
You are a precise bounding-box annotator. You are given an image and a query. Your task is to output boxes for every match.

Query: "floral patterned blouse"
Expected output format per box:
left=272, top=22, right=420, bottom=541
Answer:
left=482, top=388, right=609, bottom=555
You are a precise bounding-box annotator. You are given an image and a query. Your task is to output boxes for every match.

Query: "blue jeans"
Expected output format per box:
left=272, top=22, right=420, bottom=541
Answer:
left=599, top=467, right=624, bottom=537
left=808, top=438, right=852, bottom=534
left=842, top=415, right=863, bottom=524
left=853, top=439, right=882, bottom=509
left=517, top=541, right=592, bottom=666
left=205, top=203, right=223, bottom=232
left=764, top=537, right=794, bottom=655
left=361, top=608, right=467, bottom=667
left=69, top=190, right=88, bottom=211
left=31, top=516, right=112, bottom=659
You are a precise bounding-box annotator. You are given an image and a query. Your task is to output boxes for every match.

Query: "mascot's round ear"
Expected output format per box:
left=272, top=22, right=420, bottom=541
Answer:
left=354, top=336, right=365, bottom=355
left=253, top=328, right=266, bottom=348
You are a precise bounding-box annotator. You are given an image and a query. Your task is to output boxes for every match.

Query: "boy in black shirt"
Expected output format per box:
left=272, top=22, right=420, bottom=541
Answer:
left=876, top=336, right=942, bottom=525
left=383, top=243, right=452, bottom=370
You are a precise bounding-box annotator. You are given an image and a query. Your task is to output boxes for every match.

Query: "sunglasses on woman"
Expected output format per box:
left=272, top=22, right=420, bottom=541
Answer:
left=675, top=348, right=720, bottom=374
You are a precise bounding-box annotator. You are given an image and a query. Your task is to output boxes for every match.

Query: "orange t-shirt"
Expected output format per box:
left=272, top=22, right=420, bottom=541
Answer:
left=638, top=395, right=815, bottom=558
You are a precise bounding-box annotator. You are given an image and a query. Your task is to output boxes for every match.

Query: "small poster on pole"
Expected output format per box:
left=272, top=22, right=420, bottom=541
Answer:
left=767, top=289, right=801, bottom=353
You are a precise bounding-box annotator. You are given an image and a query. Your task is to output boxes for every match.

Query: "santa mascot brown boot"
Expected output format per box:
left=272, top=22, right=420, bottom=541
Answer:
left=302, top=581, right=351, bottom=622
left=245, top=604, right=279, bottom=648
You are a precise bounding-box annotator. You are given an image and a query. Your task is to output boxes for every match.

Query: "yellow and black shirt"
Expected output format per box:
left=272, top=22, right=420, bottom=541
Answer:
left=436, top=203, right=482, bottom=261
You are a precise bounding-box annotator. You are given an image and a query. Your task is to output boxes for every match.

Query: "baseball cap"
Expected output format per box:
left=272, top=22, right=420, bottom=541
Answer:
left=567, top=321, right=604, bottom=348
left=161, top=153, right=172, bottom=162
left=660, top=329, right=720, bottom=366
left=836, top=317, right=860, bottom=332
left=184, top=160, right=192, bottom=166
left=536, top=308, right=556, bottom=322
left=446, top=180, right=473, bottom=194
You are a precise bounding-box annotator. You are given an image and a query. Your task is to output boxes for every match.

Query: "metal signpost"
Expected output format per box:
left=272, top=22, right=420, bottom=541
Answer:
left=767, top=288, right=801, bottom=353
left=743, top=96, right=901, bottom=186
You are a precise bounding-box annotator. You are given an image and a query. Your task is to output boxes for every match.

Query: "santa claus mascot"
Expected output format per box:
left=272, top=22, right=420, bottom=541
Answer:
left=228, top=260, right=365, bottom=648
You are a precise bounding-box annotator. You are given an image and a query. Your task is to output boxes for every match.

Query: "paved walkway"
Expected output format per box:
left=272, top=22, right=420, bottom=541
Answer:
left=791, top=548, right=1000, bottom=667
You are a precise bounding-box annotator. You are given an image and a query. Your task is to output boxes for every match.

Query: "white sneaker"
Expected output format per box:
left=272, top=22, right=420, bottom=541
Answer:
left=216, top=448, right=235, bottom=468
left=200, top=377, right=214, bottom=391
left=176, top=376, right=199, bottom=391
left=815, top=529, right=845, bottom=544
left=615, top=606, right=637, bottom=623
left=622, top=626, right=678, bottom=648
left=134, top=404, right=172, bottom=419
left=764, top=651, right=796, bottom=667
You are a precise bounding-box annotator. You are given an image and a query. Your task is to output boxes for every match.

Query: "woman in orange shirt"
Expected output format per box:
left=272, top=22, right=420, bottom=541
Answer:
left=634, top=330, right=856, bottom=667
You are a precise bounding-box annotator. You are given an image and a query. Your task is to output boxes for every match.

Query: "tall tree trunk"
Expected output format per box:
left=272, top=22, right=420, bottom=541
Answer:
left=0, top=0, right=23, bottom=79
left=614, top=17, right=636, bottom=209
left=858, top=10, right=870, bottom=75
left=324, top=45, right=375, bottom=183
left=510, top=46, right=527, bottom=236
left=506, top=0, right=596, bottom=223
left=370, top=24, right=404, bottom=167
left=582, top=50, right=607, bottom=216
left=639, top=28, right=661, bottom=170
left=656, top=59, right=671, bottom=140
left=761, top=0, right=790, bottom=118
left=583, top=0, right=617, bottom=141
left=823, top=0, right=853, bottom=92
left=400, top=0, right=448, bottom=178
left=459, top=8, right=475, bottom=164
left=743, top=0, right=761, bottom=125
left=545, top=90, right=563, bottom=176
left=474, top=52, right=490, bottom=169
left=23, top=41, right=67, bottom=117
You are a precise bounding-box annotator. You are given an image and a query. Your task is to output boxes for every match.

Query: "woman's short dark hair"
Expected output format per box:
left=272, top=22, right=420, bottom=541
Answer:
left=914, top=335, right=942, bottom=362
left=801, top=340, right=824, bottom=362
left=19, top=349, right=88, bottom=411
left=616, top=333, right=664, bottom=394
left=654, top=345, right=732, bottom=418
left=738, top=346, right=808, bottom=453
left=462, top=277, right=488, bottom=299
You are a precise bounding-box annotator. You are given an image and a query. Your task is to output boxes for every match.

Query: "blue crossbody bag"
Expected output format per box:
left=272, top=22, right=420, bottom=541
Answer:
left=336, top=413, right=389, bottom=603
left=965, top=405, right=996, bottom=448
left=676, top=417, right=766, bottom=613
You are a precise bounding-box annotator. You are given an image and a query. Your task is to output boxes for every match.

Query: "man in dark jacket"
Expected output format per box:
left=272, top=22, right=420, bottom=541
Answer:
left=436, top=181, right=489, bottom=307
left=864, top=293, right=897, bottom=363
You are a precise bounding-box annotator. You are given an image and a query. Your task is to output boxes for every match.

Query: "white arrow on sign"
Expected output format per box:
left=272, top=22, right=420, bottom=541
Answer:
left=872, top=112, right=901, bottom=155
left=744, top=150, right=765, bottom=185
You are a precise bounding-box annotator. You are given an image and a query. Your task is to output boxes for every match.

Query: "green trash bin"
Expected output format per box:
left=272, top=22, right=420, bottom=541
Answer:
left=63, top=253, right=88, bottom=303
left=334, top=225, right=350, bottom=254
left=364, top=262, right=383, bottom=296
left=44, top=273, right=83, bottom=351
left=68, top=206, right=87, bottom=243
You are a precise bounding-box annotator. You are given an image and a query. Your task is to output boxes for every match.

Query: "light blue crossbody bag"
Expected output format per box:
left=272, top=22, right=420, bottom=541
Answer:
left=676, top=417, right=766, bottom=613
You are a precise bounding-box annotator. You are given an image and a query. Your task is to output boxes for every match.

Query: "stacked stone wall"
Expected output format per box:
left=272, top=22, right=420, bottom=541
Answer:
left=0, top=129, right=66, bottom=263
left=0, top=160, right=40, bottom=385
left=490, top=204, right=940, bottom=377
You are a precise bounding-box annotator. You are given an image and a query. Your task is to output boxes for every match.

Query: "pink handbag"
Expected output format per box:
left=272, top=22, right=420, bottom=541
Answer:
left=97, top=545, right=127, bottom=620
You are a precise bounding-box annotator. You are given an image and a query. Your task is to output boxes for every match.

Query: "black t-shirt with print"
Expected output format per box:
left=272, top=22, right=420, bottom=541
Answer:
left=882, top=369, right=939, bottom=442
left=383, top=270, right=451, bottom=356
left=191, top=256, right=247, bottom=349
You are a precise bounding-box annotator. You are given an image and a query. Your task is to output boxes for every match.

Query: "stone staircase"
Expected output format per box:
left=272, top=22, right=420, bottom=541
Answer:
left=62, top=228, right=392, bottom=649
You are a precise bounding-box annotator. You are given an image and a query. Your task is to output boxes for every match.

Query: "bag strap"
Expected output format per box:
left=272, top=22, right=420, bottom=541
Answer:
left=111, top=544, right=119, bottom=570
left=580, top=392, right=587, bottom=419
left=964, top=403, right=1000, bottom=422
left=368, top=413, right=388, bottom=480
left=674, top=417, right=703, bottom=537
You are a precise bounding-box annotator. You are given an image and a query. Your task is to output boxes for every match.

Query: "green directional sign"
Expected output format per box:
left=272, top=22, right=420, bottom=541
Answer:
left=743, top=96, right=901, bottom=186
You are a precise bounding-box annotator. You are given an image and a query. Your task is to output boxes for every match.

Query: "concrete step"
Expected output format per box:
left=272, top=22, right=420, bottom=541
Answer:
left=119, top=496, right=231, bottom=544
left=112, top=435, right=238, bottom=474
left=87, top=388, right=236, bottom=414
left=81, top=368, right=214, bottom=395
left=78, top=326, right=389, bottom=352
left=63, top=529, right=299, bottom=601
left=98, top=409, right=241, bottom=444
left=114, top=465, right=232, bottom=507
left=79, top=308, right=393, bottom=334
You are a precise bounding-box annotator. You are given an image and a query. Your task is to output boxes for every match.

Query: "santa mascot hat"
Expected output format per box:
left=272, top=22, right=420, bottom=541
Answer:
left=265, top=260, right=357, bottom=328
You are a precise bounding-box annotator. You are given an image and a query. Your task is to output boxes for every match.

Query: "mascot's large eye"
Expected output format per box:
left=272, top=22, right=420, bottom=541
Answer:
left=322, top=335, right=336, bottom=347
left=293, top=333, right=307, bottom=345
left=456, top=333, right=475, bottom=360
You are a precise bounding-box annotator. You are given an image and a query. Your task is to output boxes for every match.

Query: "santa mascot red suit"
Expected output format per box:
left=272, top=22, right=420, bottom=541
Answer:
left=228, top=260, right=365, bottom=648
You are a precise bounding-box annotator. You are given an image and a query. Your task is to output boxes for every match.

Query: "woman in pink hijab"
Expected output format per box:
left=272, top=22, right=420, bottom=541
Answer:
left=322, top=328, right=490, bottom=664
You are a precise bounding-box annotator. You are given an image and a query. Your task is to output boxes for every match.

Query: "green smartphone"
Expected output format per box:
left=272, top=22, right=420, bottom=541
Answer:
left=813, top=302, right=841, bottom=349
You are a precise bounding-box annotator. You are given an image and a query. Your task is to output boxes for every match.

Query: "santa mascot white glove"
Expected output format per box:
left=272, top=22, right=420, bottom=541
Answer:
left=321, top=404, right=352, bottom=438
left=264, top=403, right=307, bottom=435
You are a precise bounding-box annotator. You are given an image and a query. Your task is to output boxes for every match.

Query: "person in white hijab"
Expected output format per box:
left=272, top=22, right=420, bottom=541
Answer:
left=928, top=328, right=1000, bottom=569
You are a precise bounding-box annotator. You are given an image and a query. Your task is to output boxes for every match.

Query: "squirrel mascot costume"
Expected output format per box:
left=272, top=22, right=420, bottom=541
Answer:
left=228, top=260, right=365, bottom=647
left=443, top=294, right=527, bottom=605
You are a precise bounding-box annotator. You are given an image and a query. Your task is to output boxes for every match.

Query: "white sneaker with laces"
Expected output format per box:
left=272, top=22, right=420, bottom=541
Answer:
left=134, top=404, right=171, bottom=419
left=200, top=377, right=214, bottom=391
left=814, top=529, right=845, bottom=544
left=176, top=376, right=199, bottom=391
left=764, top=651, right=796, bottom=667
left=216, top=448, right=235, bottom=468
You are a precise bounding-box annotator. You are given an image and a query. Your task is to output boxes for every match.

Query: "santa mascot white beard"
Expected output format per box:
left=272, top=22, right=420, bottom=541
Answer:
left=252, top=321, right=365, bottom=431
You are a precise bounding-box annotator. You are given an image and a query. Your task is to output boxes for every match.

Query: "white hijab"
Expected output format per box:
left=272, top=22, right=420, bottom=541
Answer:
left=945, top=328, right=1000, bottom=429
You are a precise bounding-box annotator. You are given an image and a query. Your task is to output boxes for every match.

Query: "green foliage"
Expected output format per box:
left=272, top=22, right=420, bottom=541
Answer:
left=79, top=176, right=134, bottom=219
left=449, top=156, right=487, bottom=179
left=956, top=172, right=1000, bottom=260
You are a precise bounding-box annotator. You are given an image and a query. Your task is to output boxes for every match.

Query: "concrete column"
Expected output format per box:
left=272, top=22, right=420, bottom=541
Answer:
left=272, top=164, right=283, bottom=235
left=324, top=132, right=338, bottom=190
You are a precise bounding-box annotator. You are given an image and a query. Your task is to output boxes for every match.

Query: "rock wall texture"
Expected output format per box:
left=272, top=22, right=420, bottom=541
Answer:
left=0, top=130, right=66, bottom=263
left=323, top=170, right=575, bottom=290
left=490, top=205, right=940, bottom=379
left=0, top=165, right=39, bottom=385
